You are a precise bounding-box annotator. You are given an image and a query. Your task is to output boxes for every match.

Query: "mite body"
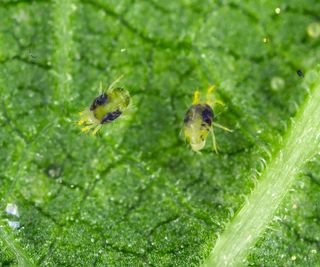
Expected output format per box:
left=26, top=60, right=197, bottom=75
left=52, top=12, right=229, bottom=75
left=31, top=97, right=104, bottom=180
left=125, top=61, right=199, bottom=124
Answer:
left=183, top=86, right=231, bottom=152
left=184, top=104, right=214, bottom=151
left=78, top=78, right=130, bottom=135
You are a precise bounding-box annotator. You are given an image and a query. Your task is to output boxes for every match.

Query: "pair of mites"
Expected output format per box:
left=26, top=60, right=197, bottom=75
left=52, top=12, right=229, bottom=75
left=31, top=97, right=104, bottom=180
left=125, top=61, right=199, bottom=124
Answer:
left=78, top=79, right=231, bottom=153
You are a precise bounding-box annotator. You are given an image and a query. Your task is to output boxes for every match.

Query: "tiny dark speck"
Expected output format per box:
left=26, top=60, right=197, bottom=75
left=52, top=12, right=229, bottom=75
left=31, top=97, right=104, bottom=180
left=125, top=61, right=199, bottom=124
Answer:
left=297, top=70, right=304, bottom=77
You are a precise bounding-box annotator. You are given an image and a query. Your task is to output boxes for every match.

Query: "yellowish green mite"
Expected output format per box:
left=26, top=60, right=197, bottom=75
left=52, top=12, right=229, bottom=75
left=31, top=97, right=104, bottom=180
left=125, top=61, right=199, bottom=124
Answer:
left=78, top=77, right=131, bottom=135
left=183, top=86, right=231, bottom=153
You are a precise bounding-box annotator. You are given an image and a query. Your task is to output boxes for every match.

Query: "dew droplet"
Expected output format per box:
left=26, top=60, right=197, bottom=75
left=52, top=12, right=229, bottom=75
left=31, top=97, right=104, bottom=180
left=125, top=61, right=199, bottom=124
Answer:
left=71, top=3, right=77, bottom=11
left=7, top=220, right=20, bottom=229
left=5, top=203, right=19, bottom=217
left=305, top=70, right=318, bottom=84
left=263, top=37, right=269, bottom=43
left=275, top=7, right=281, bottom=14
left=307, top=22, right=320, bottom=38
left=271, top=76, right=285, bottom=91
left=47, top=165, right=61, bottom=179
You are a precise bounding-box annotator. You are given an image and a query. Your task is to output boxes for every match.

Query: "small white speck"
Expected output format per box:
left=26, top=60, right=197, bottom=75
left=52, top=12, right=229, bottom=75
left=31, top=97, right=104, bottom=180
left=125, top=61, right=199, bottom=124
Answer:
left=311, top=249, right=317, bottom=254
left=91, top=238, right=95, bottom=243
left=120, top=48, right=126, bottom=52
left=5, top=203, right=19, bottom=217
left=292, top=204, right=297, bottom=209
left=270, top=76, right=285, bottom=91
left=71, top=4, right=77, bottom=11
left=7, top=220, right=20, bottom=229
left=291, top=255, right=296, bottom=261
left=275, top=8, right=281, bottom=14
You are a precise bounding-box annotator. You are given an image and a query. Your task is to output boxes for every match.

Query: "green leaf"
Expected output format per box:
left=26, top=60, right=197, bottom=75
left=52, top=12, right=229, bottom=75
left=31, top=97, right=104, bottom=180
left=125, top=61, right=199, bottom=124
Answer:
left=1, top=0, right=320, bottom=266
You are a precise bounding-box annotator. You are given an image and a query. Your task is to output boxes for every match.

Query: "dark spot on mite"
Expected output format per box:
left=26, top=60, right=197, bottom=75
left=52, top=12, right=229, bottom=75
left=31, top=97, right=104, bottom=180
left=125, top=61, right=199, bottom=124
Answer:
left=202, top=105, right=214, bottom=126
left=90, top=93, right=108, bottom=111
left=184, top=104, right=202, bottom=124
left=194, top=104, right=202, bottom=111
left=297, top=70, right=304, bottom=77
left=101, top=110, right=122, bottom=124
left=184, top=114, right=190, bottom=124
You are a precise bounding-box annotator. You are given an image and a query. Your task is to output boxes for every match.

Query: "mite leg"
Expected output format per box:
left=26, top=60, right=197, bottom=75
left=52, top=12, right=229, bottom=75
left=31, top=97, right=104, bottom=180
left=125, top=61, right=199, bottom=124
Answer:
left=179, top=127, right=184, bottom=139
left=78, top=110, right=91, bottom=125
left=214, top=100, right=225, bottom=106
left=92, top=125, right=102, bottom=136
left=81, top=124, right=96, bottom=133
left=108, top=75, right=124, bottom=91
left=210, top=127, right=218, bottom=153
left=99, top=81, right=103, bottom=93
left=192, top=90, right=201, bottom=105
left=207, top=85, right=216, bottom=95
left=213, top=122, right=232, bottom=132
left=206, top=85, right=225, bottom=107
left=206, top=85, right=216, bottom=106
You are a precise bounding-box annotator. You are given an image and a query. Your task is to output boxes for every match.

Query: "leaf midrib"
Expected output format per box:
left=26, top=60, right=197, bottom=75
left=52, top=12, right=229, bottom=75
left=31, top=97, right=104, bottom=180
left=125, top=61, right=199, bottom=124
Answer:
left=205, top=72, right=320, bottom=266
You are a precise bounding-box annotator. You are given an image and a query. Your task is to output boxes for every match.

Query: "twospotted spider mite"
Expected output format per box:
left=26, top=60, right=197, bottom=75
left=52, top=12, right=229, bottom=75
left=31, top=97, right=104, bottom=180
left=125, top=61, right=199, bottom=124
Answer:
left=78, top=76, right=131, bottom=135
left=183, top=86, right=232, bottom=153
